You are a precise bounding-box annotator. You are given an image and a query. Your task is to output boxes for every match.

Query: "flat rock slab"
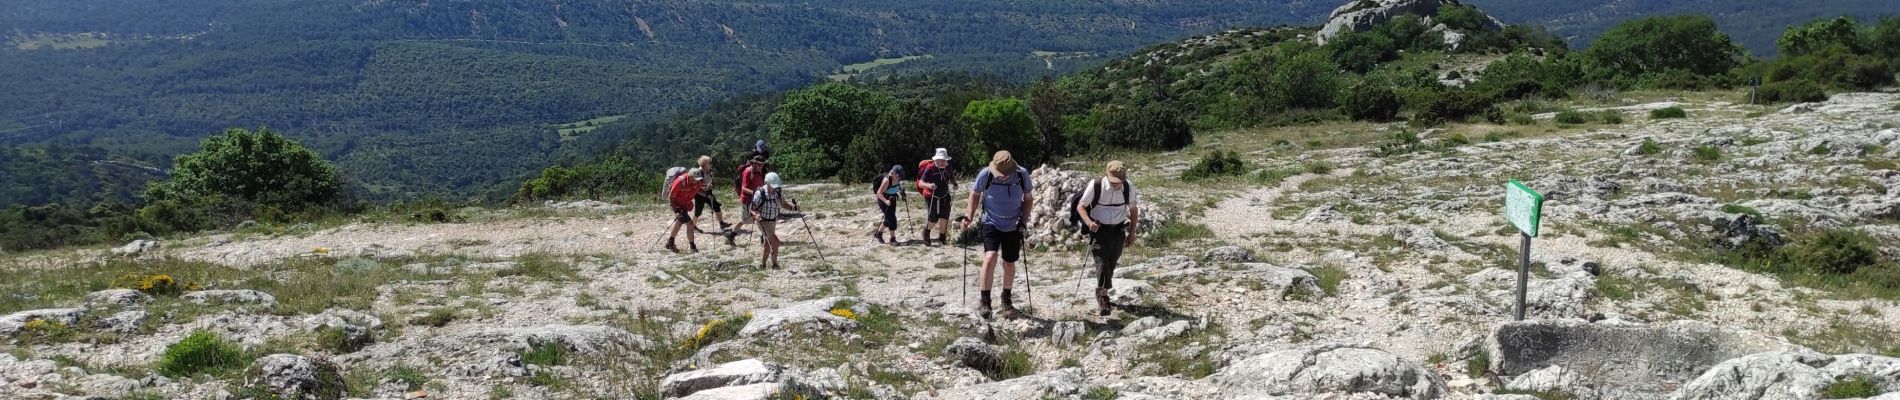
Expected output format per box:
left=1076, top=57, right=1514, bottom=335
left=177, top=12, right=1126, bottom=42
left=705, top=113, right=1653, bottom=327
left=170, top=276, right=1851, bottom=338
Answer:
left=1488, top=319, right=1788, bottom=397
left=739, top=297, right=866, bottom=337
left=0, top=308, right=85, bottom=336
left=662, top=359, right=785, bottom=398
left=1208, top=344, right=1446, bottom=399
left=922, top=368, right=1089, bottom=399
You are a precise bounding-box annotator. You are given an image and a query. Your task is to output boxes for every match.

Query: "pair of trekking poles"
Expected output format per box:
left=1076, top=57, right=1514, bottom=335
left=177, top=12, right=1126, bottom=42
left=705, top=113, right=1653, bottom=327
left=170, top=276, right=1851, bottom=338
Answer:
left=954, top=215, right=1036, bottom=315
left=651, top=194, right=832, bottom=267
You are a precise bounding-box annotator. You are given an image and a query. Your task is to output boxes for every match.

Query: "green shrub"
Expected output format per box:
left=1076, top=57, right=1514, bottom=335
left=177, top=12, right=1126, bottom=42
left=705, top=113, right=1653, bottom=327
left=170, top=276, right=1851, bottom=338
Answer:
left=1758, top=80, right=1830, bottom=104
left=1466, top=349, right=1491, bottom=378
left=316, top=326, right=371, bottom=353
left=996, top=347, right=1034, bottom=380
left=522, top=342, right=568, bottom=366
left=1414, top=89, right=1495, bottom=126
left=1506, top=113, right=1536, bottom=125
left=1554, top=110, right=1588, bottom=124
left=1822, top=375, right=1880, bottom=398
left=1692, top=145, right=1723, bottom=162
left=1146, top=222, right=1213, bottom=248
left=1636, top=138, right=1663, bottom=155
left=1303, top=160, right=1335, bottom=175
left=1100, top=104, right=1194, bottom=150
left=1720, top=204, right=1763, bottom=219
left=1081, top=387, right=1120, bottom=400
left=1309, top=265, right=1349, bottom=296
left=1809, top=143, right=1833, bottom=156
left=1341, top=82, right=1403, bottom=121
left=411, top=308, right=456, bottom=327
left=1650, top=107, right=1688, bottom=119
left=1181, top=150, right=1248, bottom=181
left=158, top=331, right=249, bottom=377
left=1598, top=111, right=1625, bottom=124
left=1485, top=132, right=1506, bottom=142
left=1787, top=230, right=1882, bottom=275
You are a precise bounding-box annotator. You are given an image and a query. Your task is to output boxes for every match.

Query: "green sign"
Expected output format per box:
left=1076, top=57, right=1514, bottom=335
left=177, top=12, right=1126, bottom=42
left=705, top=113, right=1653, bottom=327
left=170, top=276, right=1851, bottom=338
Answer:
left=1505, top=180, right=1544, bottom=237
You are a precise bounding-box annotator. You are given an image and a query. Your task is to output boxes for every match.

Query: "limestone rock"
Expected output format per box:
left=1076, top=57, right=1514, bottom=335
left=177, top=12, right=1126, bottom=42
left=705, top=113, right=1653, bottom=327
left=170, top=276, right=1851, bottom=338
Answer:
left=252, top=354, right=346, bottom=400
left=93, top=310, right=148, bottom=334
left=1506, top=365, right=1601, bottom=400
left=183, top=289, right=279, bottom=310
left=1489, top=319, right=1789, bottom=398
left=1107, top=279, right=1160, bottom=308
left=83, top=289, right=148, bottom=309
left=738, top=297, right=866, bottom=337
left=1315, top=0, right=1501, bottom=45
left=1203, top=246, right=1254, bottom=263
left=1299, top=204, right=1351, bottom=224
left=111, top=239, right=160, bottom=256
left=1238, top=263, right=1323, bottom=299
left=661, top=359, right=785, bottom=398
left=0, top=308, right=84, bottom=336
left=1668, top=349, right=1833, bottom=400
left=1052, top=321, right=1086, bottom=348
left=929, top=368, right=1089, bottom=399
left=943, top=337, right=1002, bottom=373
left=1207, top=344, right=1447, bottom=399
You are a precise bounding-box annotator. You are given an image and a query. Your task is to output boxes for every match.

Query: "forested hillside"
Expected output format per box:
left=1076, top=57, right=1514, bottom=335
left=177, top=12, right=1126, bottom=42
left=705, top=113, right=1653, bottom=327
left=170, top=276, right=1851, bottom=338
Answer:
left=1465, top=0, right=1899, bottom=55
left=0, top=0, right=1336, bottom=205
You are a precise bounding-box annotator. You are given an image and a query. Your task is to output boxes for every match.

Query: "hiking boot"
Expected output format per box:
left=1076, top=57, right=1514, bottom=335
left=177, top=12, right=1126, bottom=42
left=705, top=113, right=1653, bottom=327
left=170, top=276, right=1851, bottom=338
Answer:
left=999, top=290, right=1022, bottom=319
left=874, top=231, right=885, bottom=244
left=689, top=242, right=699, bottom=253
left=719, top=221, right=733, bottom=232
left=1095, top=288, right=1112, bottom=317
left=724, top=230, right=737, bottom=246
left=977, top=290, right=993, bottom=320
left=921, top=229, right=933, bottom=246
left=665, top=240, right=680, bottom=254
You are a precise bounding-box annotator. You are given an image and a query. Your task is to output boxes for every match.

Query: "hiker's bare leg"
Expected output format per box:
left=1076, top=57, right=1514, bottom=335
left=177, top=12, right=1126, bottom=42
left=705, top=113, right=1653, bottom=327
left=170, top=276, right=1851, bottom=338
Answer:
left=980, top=251, right=1000, bottom=290
left=1002, top=262, right=1017, bottom=293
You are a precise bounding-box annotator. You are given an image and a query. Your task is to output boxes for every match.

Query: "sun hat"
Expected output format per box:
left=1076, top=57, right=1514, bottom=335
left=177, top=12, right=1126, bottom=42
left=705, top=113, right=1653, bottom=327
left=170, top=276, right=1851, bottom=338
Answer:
left=989, top=150, right=1017, bottom=177
left=765, top=172, right=783, bottom=188
left=688, top=167, right=705, bottom=181
left=933, top=148, right=952, bottom=161
left=1104, top=160, right=1127, bottom=184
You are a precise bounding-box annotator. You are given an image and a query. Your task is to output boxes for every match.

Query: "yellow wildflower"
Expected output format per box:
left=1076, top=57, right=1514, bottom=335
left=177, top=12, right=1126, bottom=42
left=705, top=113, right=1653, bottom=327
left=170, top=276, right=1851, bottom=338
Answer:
left=22, top=319, right=49, bottom=331
left=829, top=308, right=857, bottom=320
left=314, top=247, right=330, bottom=254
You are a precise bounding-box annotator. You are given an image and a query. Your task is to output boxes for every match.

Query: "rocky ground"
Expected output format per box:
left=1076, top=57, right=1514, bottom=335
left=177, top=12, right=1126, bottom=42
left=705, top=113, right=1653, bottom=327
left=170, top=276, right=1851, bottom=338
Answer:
left=3, top=92, right=1899, bottom=400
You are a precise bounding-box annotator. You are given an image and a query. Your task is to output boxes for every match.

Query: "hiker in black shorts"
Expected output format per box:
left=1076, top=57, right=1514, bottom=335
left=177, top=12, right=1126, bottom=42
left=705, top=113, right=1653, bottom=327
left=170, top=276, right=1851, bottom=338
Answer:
left=917, top=148, right=957, bottom=246
left=693, top=155, right=733, bottom=235
left=961, top=151, right=1034, bottom=319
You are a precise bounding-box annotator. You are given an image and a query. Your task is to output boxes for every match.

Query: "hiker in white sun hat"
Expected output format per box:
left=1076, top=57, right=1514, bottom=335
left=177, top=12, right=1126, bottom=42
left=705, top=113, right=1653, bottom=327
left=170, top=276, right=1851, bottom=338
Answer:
left=916, top=148, right=958, bottom=246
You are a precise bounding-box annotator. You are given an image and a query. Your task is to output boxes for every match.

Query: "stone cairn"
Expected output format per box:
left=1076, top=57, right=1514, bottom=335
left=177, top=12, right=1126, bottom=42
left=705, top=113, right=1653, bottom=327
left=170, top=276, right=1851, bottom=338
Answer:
left=1024, top=165, right=1171, bottom=250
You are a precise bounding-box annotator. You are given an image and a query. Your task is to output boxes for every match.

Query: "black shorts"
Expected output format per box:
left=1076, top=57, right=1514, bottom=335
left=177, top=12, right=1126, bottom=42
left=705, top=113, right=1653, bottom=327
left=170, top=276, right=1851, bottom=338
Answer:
left=672, top=207, right=693, bottom=224
left=980, top=224, right=1024, bottom=262
left=926, top=196, right=952, bottom=221
left=693, top=193, right=721, bottom=216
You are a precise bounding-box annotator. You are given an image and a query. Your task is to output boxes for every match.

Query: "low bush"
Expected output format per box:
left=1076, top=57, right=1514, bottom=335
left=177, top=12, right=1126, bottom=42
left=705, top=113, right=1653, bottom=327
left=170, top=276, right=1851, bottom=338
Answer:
left=1692, top=145, right=1723, bottom=162
left=1554, top=110, right=1589, bottom=124
left=1598, top=111, right=1625, bottom=124
left=1636, top=138, right=1663, bottom=155
left=1786, top=230, right=1882, bottom=275
left=1758, top=80, right=1830, bottom=104
left=1341, top=82, right=1403, bottom=121
left=1650, top=107, right=1688, bottom=119
left=1823, top=375, right=1880, bottom=398
left=1181, top=150, right=1248, bottom=181
left=158, top=331, right=249, bottom=377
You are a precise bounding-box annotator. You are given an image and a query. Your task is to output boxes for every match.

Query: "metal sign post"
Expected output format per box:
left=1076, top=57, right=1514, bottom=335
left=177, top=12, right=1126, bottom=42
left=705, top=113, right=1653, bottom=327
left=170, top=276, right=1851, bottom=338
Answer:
left=1504, top=180, right=1545, bottom=321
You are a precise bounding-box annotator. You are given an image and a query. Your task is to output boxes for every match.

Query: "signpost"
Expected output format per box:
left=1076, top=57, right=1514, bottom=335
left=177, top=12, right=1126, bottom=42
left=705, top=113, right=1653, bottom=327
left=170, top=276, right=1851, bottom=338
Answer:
left=1504, top=180, right=1544, bottom=321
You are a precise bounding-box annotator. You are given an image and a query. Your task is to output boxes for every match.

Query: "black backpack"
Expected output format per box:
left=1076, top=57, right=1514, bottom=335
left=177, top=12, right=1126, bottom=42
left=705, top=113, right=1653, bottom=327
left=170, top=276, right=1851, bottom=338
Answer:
left=869, top=174, right=898, bottom=197
left=1066, top=177, right=1130, bottom=234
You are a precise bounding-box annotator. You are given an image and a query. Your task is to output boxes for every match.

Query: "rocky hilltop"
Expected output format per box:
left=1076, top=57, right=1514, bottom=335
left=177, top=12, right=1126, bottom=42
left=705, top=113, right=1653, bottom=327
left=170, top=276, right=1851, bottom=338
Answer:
left=3, top=86, right=1897, bottom=399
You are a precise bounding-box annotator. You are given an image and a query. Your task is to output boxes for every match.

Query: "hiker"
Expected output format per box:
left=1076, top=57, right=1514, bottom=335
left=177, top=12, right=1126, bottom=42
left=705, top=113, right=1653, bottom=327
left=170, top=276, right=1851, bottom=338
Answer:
left=750, top=172, right=798, bottom=269
left=729, top=155, right=769, bottom=244
left=1076, top=161, right=1140, bottom=317
left=874, top=164, right=905, bottom=245
left=961, top=150, right=1034, bottom=319
left=694, top=156, right=733, bottom=235
left=666, top=167, right=707, bottom=253
left=752, top=139, right=772, bottom=161
left=917, top=148, right=956, bottom=246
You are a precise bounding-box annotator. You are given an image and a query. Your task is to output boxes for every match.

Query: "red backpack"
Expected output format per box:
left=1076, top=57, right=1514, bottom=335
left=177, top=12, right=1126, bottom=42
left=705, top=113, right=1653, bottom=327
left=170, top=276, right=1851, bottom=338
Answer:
left=915, top=160, right=937, bottom=197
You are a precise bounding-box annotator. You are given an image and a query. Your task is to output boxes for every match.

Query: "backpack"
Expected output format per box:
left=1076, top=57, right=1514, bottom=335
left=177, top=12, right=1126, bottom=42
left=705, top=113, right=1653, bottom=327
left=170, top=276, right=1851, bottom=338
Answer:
left=915, top=160, right=936, bottom=196
left=662, top=166, right=688, bottom=200
left=736, top=163, right=757, bottom=196
left=979, top=168, right=1028, bottom=194
left=1066, top=178, right=1131, bottom=234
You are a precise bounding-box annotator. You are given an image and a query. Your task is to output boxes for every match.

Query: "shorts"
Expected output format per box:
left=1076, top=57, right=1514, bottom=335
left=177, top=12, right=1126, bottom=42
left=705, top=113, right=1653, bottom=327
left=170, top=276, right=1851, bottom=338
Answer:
left=671, top=205, right=693, bottom=223
left=758, top=220, right=778, bottom=241
left=693, top=192, right=722, bottom=217
left=926, top=196, right=952, bottom=222
left=980, top=224, right=1024, bottom=262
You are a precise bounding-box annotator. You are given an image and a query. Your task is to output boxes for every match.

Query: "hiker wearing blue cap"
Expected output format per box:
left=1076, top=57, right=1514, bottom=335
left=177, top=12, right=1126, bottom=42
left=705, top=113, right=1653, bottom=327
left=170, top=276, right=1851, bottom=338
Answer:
left=873, top=164, right=906, bottom=245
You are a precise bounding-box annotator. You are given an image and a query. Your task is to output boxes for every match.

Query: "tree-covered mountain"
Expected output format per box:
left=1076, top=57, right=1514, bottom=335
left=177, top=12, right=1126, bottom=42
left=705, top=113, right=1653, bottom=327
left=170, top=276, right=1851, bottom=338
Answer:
left=1464, top=0, right=1899, bottom=56
left=4, top=0, right=1896, bottom=208
left=0, top=0, right=1338, bottom=206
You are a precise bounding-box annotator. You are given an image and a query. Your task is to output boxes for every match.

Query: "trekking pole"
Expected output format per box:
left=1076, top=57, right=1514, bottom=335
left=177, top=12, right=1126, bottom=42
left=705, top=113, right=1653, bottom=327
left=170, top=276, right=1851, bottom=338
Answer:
left=1024, top=243, right=1033, bottom=312
left=790, top=197, right=833, bottom=267
left=956, top=216, right=970, bottom=308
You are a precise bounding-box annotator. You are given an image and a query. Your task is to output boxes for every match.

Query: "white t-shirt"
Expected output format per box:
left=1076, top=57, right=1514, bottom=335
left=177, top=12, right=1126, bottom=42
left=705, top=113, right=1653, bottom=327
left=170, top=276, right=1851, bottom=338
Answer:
left=1078, top=178, right=1138, bottom=225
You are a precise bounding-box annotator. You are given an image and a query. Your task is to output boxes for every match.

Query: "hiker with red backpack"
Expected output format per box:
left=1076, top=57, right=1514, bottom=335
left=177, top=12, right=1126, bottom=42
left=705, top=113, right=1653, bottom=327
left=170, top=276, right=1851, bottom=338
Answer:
left=1074, top=161, right=1140, bottom=317
left=961, top=150, right=1034, bottom=319
left=916, top=148, right=957, bottom=246
left=873, top=164, right=906, bottom=245
left=729, top=154, right=769, bottom=245
left=666, top=168, right=707, bottom=253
